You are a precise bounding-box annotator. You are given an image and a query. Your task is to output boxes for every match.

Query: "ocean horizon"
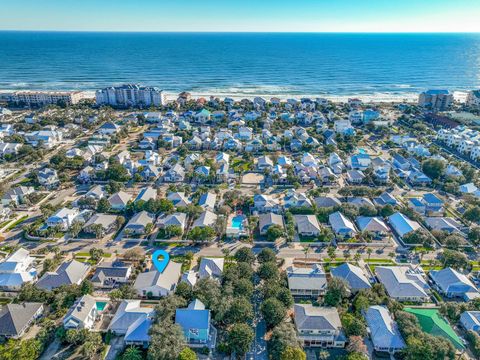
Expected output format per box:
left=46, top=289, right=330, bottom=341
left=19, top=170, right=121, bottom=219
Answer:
left=0, top=31, right=479, bottom=100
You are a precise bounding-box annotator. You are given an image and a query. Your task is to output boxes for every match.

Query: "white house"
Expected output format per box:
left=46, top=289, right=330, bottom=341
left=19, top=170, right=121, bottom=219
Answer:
left=287, top=264, right=327, bottom=297
left=294, top=305, right=346, bottom=348
left=0, top=248, right=37, bottom=291
left=63, top=294, right=99, bottom=330
left=134, top=261, right=182, bottom=297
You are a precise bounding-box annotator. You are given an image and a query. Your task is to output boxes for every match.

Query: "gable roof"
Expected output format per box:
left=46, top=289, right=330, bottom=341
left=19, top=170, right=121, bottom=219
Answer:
left=364, top=306, right=405, bottom=351
left=376, top=266, right=429, bottom=299
left=287, top=264, right=327, bottom=291
left=0, top=303, right=43, bottom=337
left=36, top=260, right=90, bottom=290
left=331, top=263, right=371, bottom=291
left=176, top=299, right=210, bottom=331
left=199, top=257, right=224, bottom=279
left=294, top=214, right=321, bottom=233
left=294, top=304, right=341, bottom=331
left=108, top=300, right=154, bottom=334
left=388, top=212, right=420, bottom=238
left=134, top=261, right=182, bottom=292
left=430, top=267, right=478, bottom=295
left=356, top=216, right=389, bottom=233
left=404, top=308, right=464, bottom=349
left=63, top=294, right=96, bottom=327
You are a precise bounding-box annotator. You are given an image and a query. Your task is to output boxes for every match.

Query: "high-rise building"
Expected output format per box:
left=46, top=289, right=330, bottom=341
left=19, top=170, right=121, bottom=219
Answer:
left=418, top=90, right=453, bottom=111
left=10, top=91, right=86, bottom=106
left=95, top=84, right=166, bottom=107
left=466, top=90, right=480, bottom=108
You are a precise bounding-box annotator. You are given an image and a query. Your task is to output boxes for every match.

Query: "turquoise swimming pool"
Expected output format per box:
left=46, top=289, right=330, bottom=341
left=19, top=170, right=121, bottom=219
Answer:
left=231, top=216, right=244, bottom=230
left=96, top=301, right=107, bottom=311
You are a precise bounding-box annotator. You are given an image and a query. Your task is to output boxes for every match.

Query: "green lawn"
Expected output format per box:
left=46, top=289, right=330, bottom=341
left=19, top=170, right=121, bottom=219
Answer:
left=5, top=215, right=29, bottom=231
left=0, top=219, right=12, bottom=229
left=365, top=258, right=395, bottom=264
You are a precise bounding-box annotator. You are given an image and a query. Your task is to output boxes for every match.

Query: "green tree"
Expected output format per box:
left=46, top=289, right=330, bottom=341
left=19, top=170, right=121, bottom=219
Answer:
left=89, top=247, right=104, bottom=262
left=268, top=323, right=302, bottom=360
left=324, top=277, right=349, bottom=306
left=121, top=346, right=143, bottom=360
left=261, top=298, right=286, bottom=329
left=70, top=221, right=83, bottom=238
left=234, top=247, right=255, bottom=264
left=80, top=280, right=93, bottom=295
left=193, top=277, right=222, bottom=310
left=266, top=224, right=284, bottom=241
left=165, top=224, right=183, bottom=238
left=226, top=323, right=254, bottom=357
left=82, top=332, right=104, bottom=358
left=97, top=197, right=111, bottom=213
left=257, top=248, right=276, bottom=264
left=440, top=249, right=469, bottom=270
left=280, top=346, right=306, bottom=360
left=175, top=282, right=193, bottom=302
left=148, top=321, right=186, bottom=359
left=225, top=297, right=254, bottom=324
left=178, top=347, right=197, bottom=360
left=258, top=261, right=279, bottom=281
left=422, top=159, right=445, bottom=180
left=341, top=313, right=367, bottom=337
left=188, top=227, right=215, bottom=242
left=464, top=205, right=480, bottom=224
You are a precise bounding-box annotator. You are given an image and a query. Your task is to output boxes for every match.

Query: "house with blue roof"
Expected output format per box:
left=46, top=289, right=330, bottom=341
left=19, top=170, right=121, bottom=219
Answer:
left=175, top=299, right=216, bottom=348
left=363, top=109, right=380, bottom=123
left=408, top=198, right=426, bottom=215
left=388, top=212, right=421, bottom=239
left=349, top=153, right=371, bottom=170
left=392, top=154, right=410, bottom=171
left=363, top=305, right=405, bottom=354
left=407, top=170, right=432, bottom=187
left=373, top=192, right=398, bottom=207
left=422, top=193, right=444, bottom=216
left=331, top=263, right=371, bottom=292
left=430, top=268, right=480, bottom=301
left=108, top=300, right=154, bottom=348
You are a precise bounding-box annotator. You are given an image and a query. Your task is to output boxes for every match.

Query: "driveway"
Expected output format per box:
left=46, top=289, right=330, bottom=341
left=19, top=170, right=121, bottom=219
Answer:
left=104, top=336, right=124, bottom=360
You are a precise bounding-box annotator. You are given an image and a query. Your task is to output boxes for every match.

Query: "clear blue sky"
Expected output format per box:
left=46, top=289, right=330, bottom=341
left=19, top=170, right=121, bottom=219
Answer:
left=1, top=0, right=479, bottom=32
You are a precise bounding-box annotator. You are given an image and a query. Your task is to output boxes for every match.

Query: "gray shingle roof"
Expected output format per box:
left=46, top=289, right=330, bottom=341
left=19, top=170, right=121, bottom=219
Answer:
left=36, top=260, right=90, bottom=290
left=364, top=305, right=405, bottom=351
left=0, top=303, right=43, bottom=337
left=294, top=304, right=341, bottom=331
left=331, top=263, right=371, bottom=291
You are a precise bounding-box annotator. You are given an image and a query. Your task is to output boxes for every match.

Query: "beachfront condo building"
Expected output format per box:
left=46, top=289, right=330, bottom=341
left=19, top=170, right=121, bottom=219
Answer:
left=10, top=91, right=86, bottom=106
left=96, top=84, right=166, bottom=107
left=418, top=90, right=453, bottom=111
left=467, top=90, right=480, bottom=108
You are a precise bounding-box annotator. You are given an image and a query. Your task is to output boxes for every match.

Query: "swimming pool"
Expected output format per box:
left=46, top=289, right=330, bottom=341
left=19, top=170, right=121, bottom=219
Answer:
left=96, top=301, right=107, bottom=311
left=231, top=216, right=244, bottom=230
left=358, top=148, right=366, bottom=154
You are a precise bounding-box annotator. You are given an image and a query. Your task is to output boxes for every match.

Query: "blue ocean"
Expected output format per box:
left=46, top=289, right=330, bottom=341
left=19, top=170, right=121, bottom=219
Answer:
left=0, top=32, right=479, bottom=99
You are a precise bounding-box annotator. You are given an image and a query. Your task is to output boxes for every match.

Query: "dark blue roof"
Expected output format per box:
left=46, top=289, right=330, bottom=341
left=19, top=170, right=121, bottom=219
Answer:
left=423, top=193, right=443, bottom=204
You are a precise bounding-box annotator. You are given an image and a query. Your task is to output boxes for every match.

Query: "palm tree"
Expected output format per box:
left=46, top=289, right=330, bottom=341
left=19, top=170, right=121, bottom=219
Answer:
left=303, top=246, right=311, bottom=263
left=318, top=350, right=329, bottom=360
left=354, top=252, right=361, bottom=263
left=327, top=246, right=336, bottom=261
left=366, top=248, right=373, bottom=261
left=222, top=247, right=231, bottom=262
left=344, top=249, right=351, bottom=262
